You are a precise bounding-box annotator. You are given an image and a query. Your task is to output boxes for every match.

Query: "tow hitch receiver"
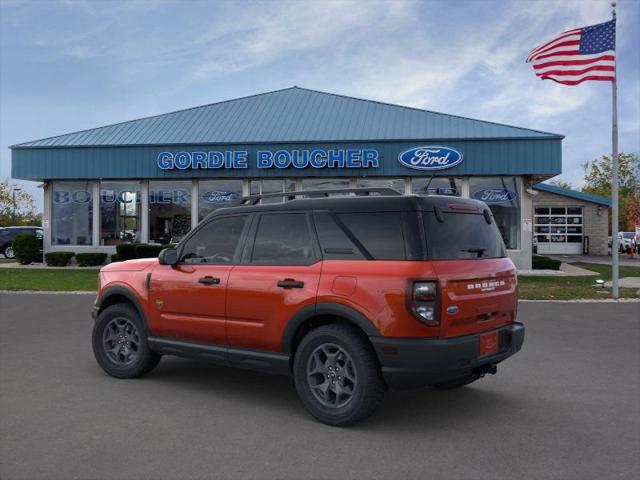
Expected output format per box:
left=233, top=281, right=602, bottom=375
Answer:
left=472, top=364, right=498, bottom=379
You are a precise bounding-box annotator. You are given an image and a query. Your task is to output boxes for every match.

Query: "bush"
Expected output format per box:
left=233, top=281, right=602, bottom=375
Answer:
left=115, top=243, right=140, bottom=261
left=532, top=255, right=562, bottom=270
left=110, top=254, right=119, bottom=263
left=75, top=253, right=107, bottom=267
left=135, top=244, right=166, bottom=258
left=12, top=234, right=41, bottom=265
left=45, top=252, right=75, bottom=267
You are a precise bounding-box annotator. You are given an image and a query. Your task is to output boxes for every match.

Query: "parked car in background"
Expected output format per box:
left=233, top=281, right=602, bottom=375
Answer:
left=619, top=232, right=635, bottom=253
left=0, top=226, right=43, bottom=259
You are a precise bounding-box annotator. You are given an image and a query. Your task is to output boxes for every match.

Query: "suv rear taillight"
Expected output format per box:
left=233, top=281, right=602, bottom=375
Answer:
left=410, top=281, right=439, bottom=326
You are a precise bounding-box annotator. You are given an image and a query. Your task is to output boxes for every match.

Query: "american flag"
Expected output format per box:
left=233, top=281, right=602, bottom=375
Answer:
left=526, top=19, right=616, bottom=85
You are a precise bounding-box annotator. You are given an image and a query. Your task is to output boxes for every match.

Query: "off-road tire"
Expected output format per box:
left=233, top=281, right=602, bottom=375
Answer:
left=293, top=323, right=385, bottom=426
left=432, top=376, right=478, bottom=389
left=92, top=304, right=161, bottom=379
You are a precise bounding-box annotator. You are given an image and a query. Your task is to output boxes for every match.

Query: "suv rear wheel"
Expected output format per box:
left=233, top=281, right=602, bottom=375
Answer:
left=92, top=304, right=161, bottom=378
left=293, top=324, right=385, bottom=426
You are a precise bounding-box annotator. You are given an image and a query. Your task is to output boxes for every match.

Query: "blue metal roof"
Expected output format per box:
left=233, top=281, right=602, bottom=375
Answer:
left=12, top=87, right=562, bottom=148
left=533, top=183, right=611, bottom=206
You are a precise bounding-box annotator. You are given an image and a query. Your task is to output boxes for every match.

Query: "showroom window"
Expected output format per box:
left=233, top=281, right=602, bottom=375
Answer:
left=198, top=179, right=243, bottom=220
left=249, top=179, right=296, bottom=204
left=149, top=181, right=192, bottom=244
left=412, top=177, right=461, bottom=196
left=100, top=181, right=141, bottom=245
left=302, top=178, right=350, bottom=195
left=356, top=178, right=404, bottom=194
left=469, top=177, right=520, bottom=249
left=51, top=181, right=93, bottom=246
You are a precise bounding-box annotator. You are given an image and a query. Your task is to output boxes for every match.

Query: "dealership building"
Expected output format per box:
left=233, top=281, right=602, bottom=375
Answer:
left=10, top=87, right=611, bottom=269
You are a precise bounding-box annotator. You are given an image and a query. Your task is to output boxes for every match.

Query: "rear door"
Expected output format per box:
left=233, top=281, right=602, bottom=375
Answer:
left=424, top=210, right=517, bottom=338
left=148, top=214, right=249, bottom=344
left=226, top=212, right=322, bottom=352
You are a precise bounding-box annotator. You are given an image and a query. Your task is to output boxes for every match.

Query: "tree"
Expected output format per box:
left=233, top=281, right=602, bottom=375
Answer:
left=0, top=180, right=41, bottom=227
left=582, top=153, right=640, bottom=232
left=548, top=178, right=573, bottom=190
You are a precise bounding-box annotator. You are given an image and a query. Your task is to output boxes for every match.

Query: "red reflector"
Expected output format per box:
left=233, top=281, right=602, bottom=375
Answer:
left=479, top=332, right=499, bottom=356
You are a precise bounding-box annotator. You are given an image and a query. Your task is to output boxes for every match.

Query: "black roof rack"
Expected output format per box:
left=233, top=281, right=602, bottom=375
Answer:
left=229, top=188, right=402, bottom=207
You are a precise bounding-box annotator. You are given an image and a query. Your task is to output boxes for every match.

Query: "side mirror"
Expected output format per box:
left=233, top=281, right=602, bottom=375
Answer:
left=158, top=247, right=178, bottom=266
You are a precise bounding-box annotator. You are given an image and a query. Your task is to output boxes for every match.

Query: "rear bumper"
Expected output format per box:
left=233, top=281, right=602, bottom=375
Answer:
left=370, top=322, right=525, bottom=390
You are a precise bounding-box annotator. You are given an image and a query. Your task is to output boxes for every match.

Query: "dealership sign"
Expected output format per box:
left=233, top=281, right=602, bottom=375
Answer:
left=156, top=149, right=380, bottom=170
left=200, top=190, right=241, bottom=203
left=398, top=146, right=463, bottom=171
left=472, top=188, right=517, bottom=204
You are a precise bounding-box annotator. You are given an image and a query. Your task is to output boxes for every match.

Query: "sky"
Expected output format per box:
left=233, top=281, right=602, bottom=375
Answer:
left=1, top=0, right=639, bottom=211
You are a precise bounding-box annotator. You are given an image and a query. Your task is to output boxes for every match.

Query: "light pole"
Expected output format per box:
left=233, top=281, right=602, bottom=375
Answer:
left=12, top=187, right=22, bottom=224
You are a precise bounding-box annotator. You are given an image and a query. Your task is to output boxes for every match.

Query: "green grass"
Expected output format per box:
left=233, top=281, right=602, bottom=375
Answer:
left=518, top=262, right=640, bottom=300
left=0, top=268, right=99, bottom=291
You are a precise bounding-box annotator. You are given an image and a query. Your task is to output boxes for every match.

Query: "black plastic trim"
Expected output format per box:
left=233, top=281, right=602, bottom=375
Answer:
left=281, top=302, right=381, bottom=354
left=147, top=337, right=291, bottom=376
left=371, top=322, right=525, bottom=390
left=93, top=285, right=150, bottom=335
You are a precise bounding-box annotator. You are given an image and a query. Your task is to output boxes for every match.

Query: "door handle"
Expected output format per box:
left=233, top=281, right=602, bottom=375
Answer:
left=198, top=276, right=221, bottom=285
left=277, top=279, right=304, bottom=289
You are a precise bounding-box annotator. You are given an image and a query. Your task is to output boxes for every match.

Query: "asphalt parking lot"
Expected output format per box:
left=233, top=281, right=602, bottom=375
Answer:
left=1, top=294, right=638, bottom=480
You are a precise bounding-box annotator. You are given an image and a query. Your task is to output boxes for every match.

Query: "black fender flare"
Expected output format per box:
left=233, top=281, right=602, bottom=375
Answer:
left=95, top=285, right=150, bottom=335
left=281, top=302, right=380, bottom=354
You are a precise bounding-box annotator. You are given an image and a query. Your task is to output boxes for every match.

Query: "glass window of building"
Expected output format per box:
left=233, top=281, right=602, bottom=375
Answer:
left=51, top=181, right=93, bottom=246
left=100, top=181, right=141, bottom=245
left=149, top=180, right=192, bottom=244
left=412, top=177, right=461, bottom=196
left=249, top=179, right=295, bottom=203
left=198, top=179, right=243, bottom=221
left=302, top=178, right=350, bottom=195
left=356, top=178, right=405, bottom=194
left=469, top=177, right=520, bottom=249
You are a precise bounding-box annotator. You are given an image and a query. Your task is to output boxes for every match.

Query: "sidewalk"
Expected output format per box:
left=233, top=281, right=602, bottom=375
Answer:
left=546, top=254, right=640, bottom=267
left=518, top=262, right=599, bottom=277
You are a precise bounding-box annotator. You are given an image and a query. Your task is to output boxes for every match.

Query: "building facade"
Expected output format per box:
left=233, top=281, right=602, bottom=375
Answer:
left=532, top=183, right=611, bottom=256
left=11, top=87, right=568, bottom=269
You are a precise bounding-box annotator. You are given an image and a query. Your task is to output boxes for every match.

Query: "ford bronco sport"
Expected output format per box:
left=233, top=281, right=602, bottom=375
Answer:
left=92, top=188, right=524, bottom=426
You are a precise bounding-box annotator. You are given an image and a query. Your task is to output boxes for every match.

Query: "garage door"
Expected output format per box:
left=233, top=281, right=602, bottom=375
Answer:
left=535, top=207, right=583, bottom=254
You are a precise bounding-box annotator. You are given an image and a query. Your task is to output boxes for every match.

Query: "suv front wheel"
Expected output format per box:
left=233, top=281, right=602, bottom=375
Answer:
left=92, top=304, right=161, bottom=378
left=293, top=324, right=385, bottom=426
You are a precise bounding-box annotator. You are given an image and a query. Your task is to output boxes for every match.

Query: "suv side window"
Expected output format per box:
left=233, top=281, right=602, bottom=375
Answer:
left=250, top=213, right=315, bottom=265
left=313, top=212, right=366, bottom=260
left=180, top=215, right=247, bottom=264
left=336, top=212, right=405, bottom=260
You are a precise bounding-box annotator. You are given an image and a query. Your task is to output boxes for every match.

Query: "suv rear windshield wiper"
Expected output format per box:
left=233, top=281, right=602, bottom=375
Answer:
left=460, top=247, right=487, bottom=258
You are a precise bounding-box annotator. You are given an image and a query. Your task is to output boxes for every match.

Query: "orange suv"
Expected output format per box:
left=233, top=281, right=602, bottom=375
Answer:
left=92, top=188, right=524, bottom=426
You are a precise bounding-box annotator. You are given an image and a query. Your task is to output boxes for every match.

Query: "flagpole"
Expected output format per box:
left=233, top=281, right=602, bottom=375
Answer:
left=611, top=1, right=619, bottom=298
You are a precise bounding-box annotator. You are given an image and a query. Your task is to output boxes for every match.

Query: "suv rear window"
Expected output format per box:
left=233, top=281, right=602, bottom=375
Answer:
left=423, top=212, right=505, bottom=260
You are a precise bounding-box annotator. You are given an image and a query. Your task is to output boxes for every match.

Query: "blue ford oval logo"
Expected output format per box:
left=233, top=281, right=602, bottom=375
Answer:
left=200, top=190, right=241, bottom=203
left=398, top=146, right=463, bottom=171
left=472, top=188, right=517, bottom=204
